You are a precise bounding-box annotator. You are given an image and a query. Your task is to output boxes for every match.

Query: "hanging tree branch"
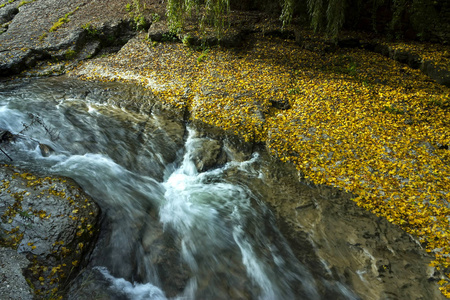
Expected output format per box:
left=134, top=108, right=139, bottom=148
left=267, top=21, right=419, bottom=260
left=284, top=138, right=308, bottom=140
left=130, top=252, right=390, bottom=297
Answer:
left=0, top=147, right=13, bottom=161
left=166, top=0, right=230, bottom=36
left=0, top=113, right=58, bottom=161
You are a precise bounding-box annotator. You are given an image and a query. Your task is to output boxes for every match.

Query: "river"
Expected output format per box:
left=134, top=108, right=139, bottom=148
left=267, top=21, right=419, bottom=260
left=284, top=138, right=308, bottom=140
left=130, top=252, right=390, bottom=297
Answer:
left=0, top=77, right=440, bottom=300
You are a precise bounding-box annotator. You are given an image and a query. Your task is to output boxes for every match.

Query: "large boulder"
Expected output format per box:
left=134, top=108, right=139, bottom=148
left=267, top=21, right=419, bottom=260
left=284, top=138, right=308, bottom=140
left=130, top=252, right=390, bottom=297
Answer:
left=0, top=165, right=100, bottom=299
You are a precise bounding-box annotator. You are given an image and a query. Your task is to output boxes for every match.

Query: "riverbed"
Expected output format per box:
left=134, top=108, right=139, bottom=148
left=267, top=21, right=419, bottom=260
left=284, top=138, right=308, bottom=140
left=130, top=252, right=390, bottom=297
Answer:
left=0, top=77, right=442, bottom=299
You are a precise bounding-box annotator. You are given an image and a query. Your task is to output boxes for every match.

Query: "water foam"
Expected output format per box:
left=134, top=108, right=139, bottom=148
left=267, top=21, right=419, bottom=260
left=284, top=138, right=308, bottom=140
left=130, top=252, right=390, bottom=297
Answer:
left=95, top=267, right=167, bottom=300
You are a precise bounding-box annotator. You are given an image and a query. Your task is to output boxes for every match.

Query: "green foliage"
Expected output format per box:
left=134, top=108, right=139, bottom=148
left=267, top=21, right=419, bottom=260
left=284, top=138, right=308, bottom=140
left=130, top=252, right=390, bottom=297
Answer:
left=166, top=0, right=230, bottom=37
left=133, top=15, right=147, bottom=31
left=307, top=0, right=325, bottom=32
left=326, top=0, right=345, bottom=38
left=18, top=210, right=33, bottom=223
left=125, top=3, right=132, bottom=12
left=152, top=12, right=161, bottom=22
left=280, top=0, right=295, bottom=29
left=126, top=0, right=148, bottom=31
left=82, top=23, right=99, bottom=37
left=166, top=0, right=443, bottom=42
left=161, top=31, right=179, bottom=42
left=182, top=33, right=193, bottom=46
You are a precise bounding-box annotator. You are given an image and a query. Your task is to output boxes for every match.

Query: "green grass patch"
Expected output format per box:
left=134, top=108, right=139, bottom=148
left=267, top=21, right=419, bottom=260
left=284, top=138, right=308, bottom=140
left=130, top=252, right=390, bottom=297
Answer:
left=48, top=7, right=79, bottom=33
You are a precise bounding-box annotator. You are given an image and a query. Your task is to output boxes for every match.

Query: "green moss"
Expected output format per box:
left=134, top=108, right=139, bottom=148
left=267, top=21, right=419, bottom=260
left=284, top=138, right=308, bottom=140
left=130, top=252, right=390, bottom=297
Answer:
left=17, top=0, right=34, bottom=8
left=197, top=49, right=209, bottom=63
left=48, top=7, right=79, bottom=33
left=38, top=32, right=47, bottom=41
left=65, top=49, right=76, bottom=60
left=49, top=17, right=68, bottom=32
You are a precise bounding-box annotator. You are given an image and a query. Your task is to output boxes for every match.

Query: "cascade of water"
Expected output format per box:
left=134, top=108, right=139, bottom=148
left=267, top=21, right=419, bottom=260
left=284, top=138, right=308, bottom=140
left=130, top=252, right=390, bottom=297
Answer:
left=0, top=78, right=360, bottom=300
left=158, top=128, right=321, bottom=300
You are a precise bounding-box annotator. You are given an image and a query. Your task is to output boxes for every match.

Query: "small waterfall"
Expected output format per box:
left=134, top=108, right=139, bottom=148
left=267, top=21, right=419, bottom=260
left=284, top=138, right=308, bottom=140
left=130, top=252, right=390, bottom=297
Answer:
left=0, top=77, right=361, bottom=300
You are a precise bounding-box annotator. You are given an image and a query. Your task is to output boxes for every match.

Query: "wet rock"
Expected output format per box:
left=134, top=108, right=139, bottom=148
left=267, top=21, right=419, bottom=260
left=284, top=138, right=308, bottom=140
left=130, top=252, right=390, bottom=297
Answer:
left=191, top=121, right=255, bottom=162
left=0, top=165, right=100, bottom=299
left=141, top=221, right=191, bottom=297
left=190, top=137, right=227, bottom=172
left=421, top=60, right=450, bottom=87
left=147, top=21, right=170, bottom=42
left=0, top=130, right=15, bottom=143
left=38, top=143, right=54, bottom=157
left=255, top=158, right=445, bottom=300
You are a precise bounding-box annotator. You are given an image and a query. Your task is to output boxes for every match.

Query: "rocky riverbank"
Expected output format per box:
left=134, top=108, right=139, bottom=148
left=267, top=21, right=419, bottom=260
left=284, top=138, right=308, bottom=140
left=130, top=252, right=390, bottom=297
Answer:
left=68, top=27, right=450, bottom=296
left=1, top=0, right=450, bottom=298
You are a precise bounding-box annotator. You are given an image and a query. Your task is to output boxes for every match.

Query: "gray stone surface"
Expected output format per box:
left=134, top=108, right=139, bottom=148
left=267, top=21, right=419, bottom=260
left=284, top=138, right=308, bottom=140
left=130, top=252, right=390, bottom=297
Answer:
left=0, top=0, right=135, bottom=76
left=0, top=247, right=33, bottom=300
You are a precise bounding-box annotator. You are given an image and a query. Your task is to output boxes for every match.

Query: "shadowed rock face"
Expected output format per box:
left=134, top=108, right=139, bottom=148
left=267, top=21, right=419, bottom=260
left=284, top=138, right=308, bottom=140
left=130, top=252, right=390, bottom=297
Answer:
left=235, top=153, right=446, bottom=300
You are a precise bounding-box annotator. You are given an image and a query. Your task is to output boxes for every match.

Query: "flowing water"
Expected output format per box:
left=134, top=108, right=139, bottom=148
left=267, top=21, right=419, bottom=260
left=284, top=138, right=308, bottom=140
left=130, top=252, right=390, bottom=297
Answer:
left=0, top=77, right=359, bottom=299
